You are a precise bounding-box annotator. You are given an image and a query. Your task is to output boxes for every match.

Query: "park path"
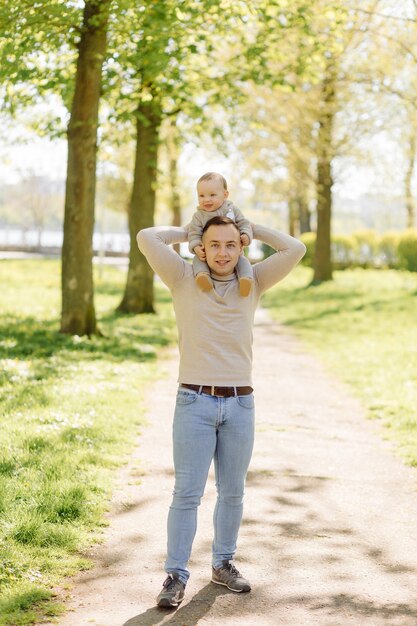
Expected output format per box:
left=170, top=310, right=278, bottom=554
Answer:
left=50, top=309, right=417, bottom=626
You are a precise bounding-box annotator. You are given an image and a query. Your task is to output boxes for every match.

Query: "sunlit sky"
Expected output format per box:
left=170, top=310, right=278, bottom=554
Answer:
left=0, top=135, right=67, bottom=184
left=1, top=0, right=416, bottom=205
left=0, top=121, right=406, bottom=203
left=0, top=125, right=257, bottom=206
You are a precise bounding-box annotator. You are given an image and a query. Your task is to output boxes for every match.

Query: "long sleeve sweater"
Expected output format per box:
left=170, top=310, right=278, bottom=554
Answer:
left=137, top=224, right=306, bottom=387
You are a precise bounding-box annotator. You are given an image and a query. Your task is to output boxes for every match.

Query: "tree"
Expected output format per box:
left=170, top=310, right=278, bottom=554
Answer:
left=117, top=99, right=162, bottom=313
left=19, top=174, right=55, bottom=247
left=60, top=0, right=111, bottom=334
left=404, top=126, right=416, bottom=229
left=0, top=0, right=108, bottom=335
left=0, top=1, right=77, bottom=117
left=313, top=64, right=337, bottom=282
left=230, top=82, right=317, bottom=236
left=280, top=1, right=381, bottom=282
left=228, top=2, right=396, bottom=282
left=333, top=2, right=417, bottom=231
left=111, top=0, right=256, bottom=313
left=165, top=118, right=182, bottom=254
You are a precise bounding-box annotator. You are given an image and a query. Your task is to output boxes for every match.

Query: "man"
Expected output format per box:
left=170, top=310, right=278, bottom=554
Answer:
left=137, top=214, right=306, bottom=608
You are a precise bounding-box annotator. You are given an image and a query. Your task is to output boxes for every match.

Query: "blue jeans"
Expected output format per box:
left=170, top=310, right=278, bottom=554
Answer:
left=165, top=386, right=255, bottom=584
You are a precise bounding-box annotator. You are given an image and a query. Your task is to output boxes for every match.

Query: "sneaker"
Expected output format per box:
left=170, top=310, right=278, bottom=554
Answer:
left=195, top=272, right=213, bottom=292
left=211, top=560, right=251, bottom=593
left=156, top=573, right=186, bottom=608
left=239, top=277, right=253, bottom=297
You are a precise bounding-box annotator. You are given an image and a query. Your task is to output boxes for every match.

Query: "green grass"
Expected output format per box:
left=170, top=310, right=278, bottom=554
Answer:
left=2, top=259, right=416, bottom=623
left=263, top=266, right=417, bottom=466
left=0, top=259, right=176, bottom=626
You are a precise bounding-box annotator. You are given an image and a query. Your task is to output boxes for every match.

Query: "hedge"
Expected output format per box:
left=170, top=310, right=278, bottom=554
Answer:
left=298, top=229, right=417, bottom=271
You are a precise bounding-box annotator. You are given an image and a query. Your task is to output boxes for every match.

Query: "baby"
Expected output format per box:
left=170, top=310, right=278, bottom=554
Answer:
left=188, top=172, right=254, bottom=296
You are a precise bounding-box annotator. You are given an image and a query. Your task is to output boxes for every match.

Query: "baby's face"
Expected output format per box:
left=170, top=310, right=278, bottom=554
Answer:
left=197, top=179, right=229, bottom=212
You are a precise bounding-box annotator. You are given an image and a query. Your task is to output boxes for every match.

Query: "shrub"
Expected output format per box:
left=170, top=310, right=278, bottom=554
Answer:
left=398, top=229, right=417, bottom=272
left=378, top=232, right=400, bottom=269
left=352, top=230, right=379, bottom=267
left=332, top=234, right=358, bottom=269
left=291, top=229, right=416, bottom=272
left=299, top=232, right=315, bottom=267
left=260, top=243, right=275, bottom=260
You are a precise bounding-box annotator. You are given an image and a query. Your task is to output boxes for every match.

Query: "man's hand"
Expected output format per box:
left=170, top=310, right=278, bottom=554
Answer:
left=194, top=244, right=206, bottom=261
left=241, top=233, right=250, bottom=246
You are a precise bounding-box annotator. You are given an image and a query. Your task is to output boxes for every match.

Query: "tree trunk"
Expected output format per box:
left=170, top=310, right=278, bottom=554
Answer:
left=288, top=198, right=296, bottom=236
left=313, top=74, right=336, bottom=283
left=296, top=162, right=312, bottom=233
left=60, top=0, right=110, bottom=335
left=289, top=153, right=311, bottom=235
left=298, top=197, right=311, bottom=233
left=117, top=100, right=162, bottom=313
left=405, top=132, right=416, bottom=229
left=37, top=228, right=42, bottom=249
left=167, top=120, right=182, bottom=254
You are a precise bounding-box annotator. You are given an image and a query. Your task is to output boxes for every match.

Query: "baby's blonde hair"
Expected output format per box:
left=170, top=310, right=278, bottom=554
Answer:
left=197, top=172, right=228, bottom=190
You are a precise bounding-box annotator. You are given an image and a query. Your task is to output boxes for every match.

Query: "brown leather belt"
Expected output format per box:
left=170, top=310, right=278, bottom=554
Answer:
left=180, top=383, right=253, bottom=397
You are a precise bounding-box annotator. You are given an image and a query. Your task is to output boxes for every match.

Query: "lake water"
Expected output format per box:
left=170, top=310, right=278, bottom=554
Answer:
left=0, top=229, right=131, bottom=253
left=0, top=229, right=263, bottom=260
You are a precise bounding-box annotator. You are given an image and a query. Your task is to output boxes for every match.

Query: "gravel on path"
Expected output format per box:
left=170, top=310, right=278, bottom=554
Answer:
left=51, top=309, right=417, bottom=626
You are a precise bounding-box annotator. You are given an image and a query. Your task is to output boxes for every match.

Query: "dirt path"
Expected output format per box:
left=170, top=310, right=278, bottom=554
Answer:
left=51, top=309, right=417, bottom=626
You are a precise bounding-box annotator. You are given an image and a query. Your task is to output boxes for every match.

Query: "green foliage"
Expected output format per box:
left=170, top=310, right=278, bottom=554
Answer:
left=397, top=229, right=417, bottom=272
left=0, top=1, right=80, bottom=116
left=332, top=234, right=357, bottom=269
left=299, top=231, right=316, bottom=267
left=299, top=229, right=417, bottom=272
left=260, top=243, right=276, bottom=260
left=0, top=258, right=176, bottom=625
left=379, top=231, right=400, bottom=269
left=351, top=229, right=379, bottom=267
left=263, top=266, right=417, bottom=467
left=1, top=0, right=336, bottom=145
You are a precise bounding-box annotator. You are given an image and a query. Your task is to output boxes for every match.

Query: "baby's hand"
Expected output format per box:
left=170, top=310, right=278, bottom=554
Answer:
left=194, top=244, right=206, bottom=261
left=241, top=234, right=250, bottom=246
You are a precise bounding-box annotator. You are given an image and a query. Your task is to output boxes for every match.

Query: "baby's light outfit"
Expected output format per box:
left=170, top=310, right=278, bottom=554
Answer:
left=189, top=200, right=253, bottom=292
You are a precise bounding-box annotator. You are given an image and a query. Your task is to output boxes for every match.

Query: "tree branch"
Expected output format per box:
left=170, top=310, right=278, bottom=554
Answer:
left=353, top=76, right=417, bottom=110
left=349, top=26, right=417, bottom=64
left=352, top=7, right=416, bottom=23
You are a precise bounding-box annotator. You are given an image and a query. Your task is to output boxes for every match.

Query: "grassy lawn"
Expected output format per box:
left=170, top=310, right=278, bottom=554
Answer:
left=262, top=266, right=417, bottom=467
left=1, top=259, right=416, bottom=624
left=0, top=259, right=176, bottom=626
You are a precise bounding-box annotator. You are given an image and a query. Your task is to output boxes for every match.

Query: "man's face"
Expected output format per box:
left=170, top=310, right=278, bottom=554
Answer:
left=202, top=224, right=243, bottom=277
left=197, top=179, right=229, bottom=212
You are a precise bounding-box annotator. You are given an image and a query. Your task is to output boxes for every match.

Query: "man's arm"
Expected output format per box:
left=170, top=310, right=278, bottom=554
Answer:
left=136, top=226, right=189, bottom=289
left=253, top=224, right=306, bottom=293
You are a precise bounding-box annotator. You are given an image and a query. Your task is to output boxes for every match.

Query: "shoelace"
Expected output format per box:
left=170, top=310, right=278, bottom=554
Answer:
left=224, top=563, right=240, bottom=577
left=163, top=575, right=181, bottom=590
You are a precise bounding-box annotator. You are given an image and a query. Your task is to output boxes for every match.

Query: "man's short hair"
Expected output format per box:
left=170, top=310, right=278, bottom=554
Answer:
left=197, top=172, right=228, bottom=190
left=202, top=215, right=240, bottom=236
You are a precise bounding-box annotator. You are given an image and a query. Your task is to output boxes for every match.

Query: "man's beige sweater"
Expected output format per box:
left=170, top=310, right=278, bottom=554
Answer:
left=137, top=224, right=306, bottom=387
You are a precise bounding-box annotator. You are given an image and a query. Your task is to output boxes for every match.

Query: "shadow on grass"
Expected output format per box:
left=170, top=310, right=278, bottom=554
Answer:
left=262, top=283, right=414, bottom=328
left=0, top=310, right=175, bottom=409
left=0, top=313, right=172, bottom=363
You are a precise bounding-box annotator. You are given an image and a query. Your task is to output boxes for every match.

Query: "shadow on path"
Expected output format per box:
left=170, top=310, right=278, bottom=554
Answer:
left=286, top=593, right=417, bottom=622
left=123, top=583, right=230, bottom=625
